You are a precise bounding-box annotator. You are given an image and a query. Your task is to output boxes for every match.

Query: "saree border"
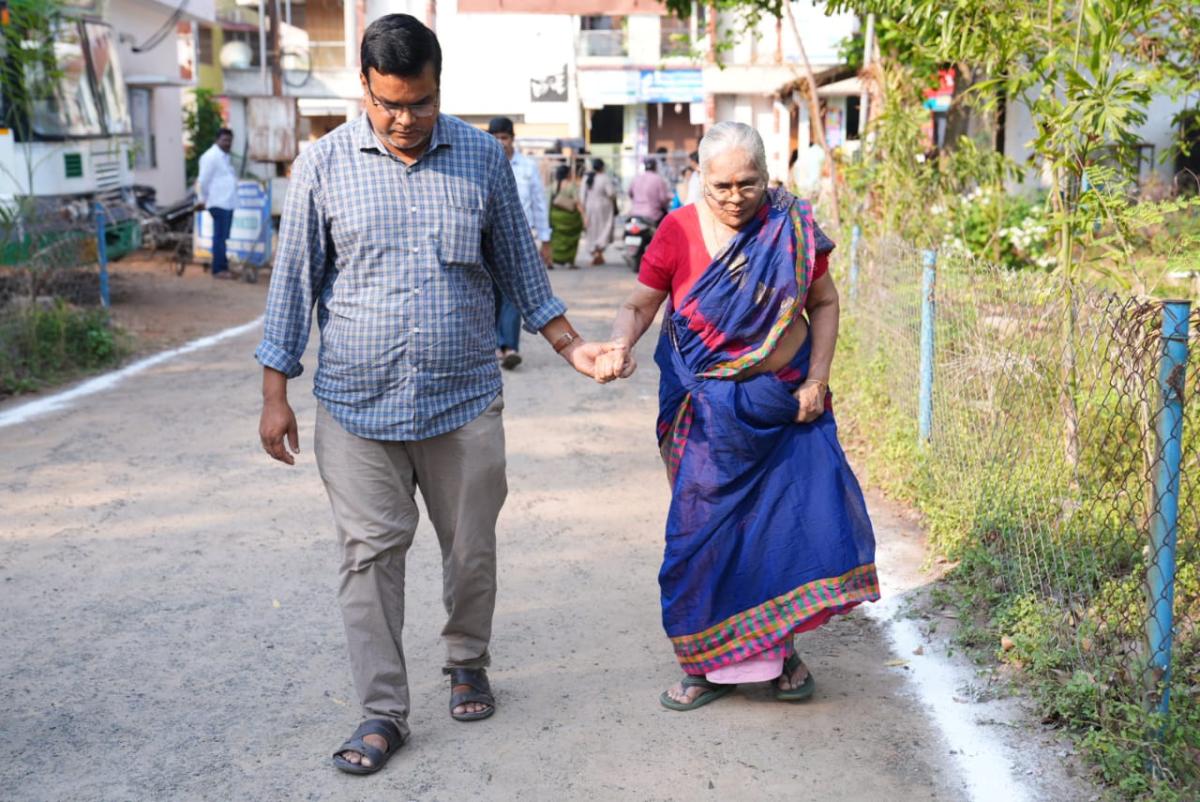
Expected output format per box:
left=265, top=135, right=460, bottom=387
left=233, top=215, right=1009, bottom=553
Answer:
left=670, top=562, right=880, bottom=673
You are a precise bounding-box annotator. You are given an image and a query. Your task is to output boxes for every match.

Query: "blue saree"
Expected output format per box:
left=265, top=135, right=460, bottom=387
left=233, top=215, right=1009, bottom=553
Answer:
left=653, top=189, right=879, bottom=675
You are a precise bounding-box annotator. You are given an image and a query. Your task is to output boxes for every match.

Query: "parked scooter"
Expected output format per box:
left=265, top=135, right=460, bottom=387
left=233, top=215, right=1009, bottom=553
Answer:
left=622, top=215, right=657, bottom=272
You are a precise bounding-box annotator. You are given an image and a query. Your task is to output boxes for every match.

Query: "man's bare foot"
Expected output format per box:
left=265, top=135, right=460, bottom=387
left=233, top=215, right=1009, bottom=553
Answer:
left=338, top=733, right=388, bottom=768
left=452, top=684, right=491, bottom=717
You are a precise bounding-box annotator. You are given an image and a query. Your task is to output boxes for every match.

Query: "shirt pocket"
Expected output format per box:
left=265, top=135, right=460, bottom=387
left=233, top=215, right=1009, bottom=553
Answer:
left=437, top=203, right=483, bottom=267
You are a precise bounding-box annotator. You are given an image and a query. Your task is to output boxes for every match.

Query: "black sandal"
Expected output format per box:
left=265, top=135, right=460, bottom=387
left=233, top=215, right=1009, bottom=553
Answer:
left=331, top=718, right=403, bottom=775
left=446, top=666, right=496, bottom=722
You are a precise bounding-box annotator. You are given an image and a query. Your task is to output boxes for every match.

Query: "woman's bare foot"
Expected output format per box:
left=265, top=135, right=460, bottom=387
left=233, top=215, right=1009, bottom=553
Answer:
left=663, top=680, right=710, bottom=706
left=776, top=655, right=810, bottom=691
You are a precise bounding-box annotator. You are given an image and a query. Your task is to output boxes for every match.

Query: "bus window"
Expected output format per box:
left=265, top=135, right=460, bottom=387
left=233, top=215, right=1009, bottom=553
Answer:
left=85, top=22, right=131, bottom=135
left=29, top=21, right=103, bottom=138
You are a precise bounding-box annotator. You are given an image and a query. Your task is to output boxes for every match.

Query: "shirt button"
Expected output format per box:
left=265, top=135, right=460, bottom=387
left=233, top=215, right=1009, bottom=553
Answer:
left=412, top=246, right=419, bottom=253
left=413, top=287, right=421, bottom=294
left=413, top=326, right=420, bottom=333
left=410, top=206, right=417, bottom=213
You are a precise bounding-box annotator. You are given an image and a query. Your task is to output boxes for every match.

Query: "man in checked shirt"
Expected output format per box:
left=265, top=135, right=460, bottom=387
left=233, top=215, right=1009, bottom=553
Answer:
left=255, top=14, right=620, bottom=776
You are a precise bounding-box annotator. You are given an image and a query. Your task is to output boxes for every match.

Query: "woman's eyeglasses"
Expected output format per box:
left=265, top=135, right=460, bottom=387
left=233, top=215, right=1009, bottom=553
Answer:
left=705, top=180, right=765, bottom=202
left=367, top=86, right=439, bottom=119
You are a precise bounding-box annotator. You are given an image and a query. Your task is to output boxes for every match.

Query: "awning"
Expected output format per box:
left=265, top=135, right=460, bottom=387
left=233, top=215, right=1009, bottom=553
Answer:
left=817, top=76, right=865, bottom=97
left=125, top=74, right=191, bottom=87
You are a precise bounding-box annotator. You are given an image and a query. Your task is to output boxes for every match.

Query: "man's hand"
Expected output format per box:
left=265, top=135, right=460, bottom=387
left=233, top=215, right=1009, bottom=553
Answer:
left=793, top=380, right=827, bottom=423
left=539, top=241, right=552, bottom=267
left=593, top=341, right=637, bottom=383
left=260, top=397, right=300, bottom=464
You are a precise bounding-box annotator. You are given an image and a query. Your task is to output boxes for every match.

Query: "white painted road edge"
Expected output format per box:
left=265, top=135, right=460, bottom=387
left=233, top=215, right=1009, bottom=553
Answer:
left=866, top=597, right=1032, bottom=802
left=0, top=317, right=263, bottom=431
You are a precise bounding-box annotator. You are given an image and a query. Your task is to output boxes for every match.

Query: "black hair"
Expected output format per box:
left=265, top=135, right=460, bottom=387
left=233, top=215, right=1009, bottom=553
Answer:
left=689, top=150, right=699, bottom=163
left=554, top=163, right=571, bottom=196
left=361, top=14, right=442, bottom=84
left=643, top=157, right=657, bottom=171
left=217, top=128, right=233, bottom=139
left=587, top=158, right=604, bottom=189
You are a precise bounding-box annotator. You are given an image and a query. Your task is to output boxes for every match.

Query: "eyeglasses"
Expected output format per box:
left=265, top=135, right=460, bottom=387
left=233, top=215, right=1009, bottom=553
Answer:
left=705, top=180, right=765, bottom=202
left=366, top=85, right=439, bottom=119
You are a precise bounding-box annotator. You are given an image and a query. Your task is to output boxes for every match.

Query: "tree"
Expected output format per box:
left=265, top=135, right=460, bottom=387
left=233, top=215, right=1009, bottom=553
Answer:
left=184, top=88, right=224, bottom=185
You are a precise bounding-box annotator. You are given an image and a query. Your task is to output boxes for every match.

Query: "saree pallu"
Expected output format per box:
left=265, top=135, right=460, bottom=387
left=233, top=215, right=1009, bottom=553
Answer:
left=654, top=190, right=879, bottom=676
left=550, top=205, right=583, bottom=264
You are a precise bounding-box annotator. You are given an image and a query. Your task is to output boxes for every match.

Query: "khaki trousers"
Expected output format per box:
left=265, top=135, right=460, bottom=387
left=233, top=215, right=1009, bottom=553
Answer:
left=314, top=395, right=507, bottom=738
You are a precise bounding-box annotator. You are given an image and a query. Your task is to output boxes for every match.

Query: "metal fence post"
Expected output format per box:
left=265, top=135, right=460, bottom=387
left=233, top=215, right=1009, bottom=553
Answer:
left=1148, top=299, right=1189, bottom=721
left=94, top=203, right=110, bottom=310
left=848, top=224, right=861, bottom=302
left=918, top=249, right=937, bottom=445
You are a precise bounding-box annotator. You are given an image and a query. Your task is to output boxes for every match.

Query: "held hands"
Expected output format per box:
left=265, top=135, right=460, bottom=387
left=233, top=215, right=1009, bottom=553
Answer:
left=562, top=339, right=637, bottom=383
left=592, top=340, right=636, bottom=383
left=794, top=379, right=828, bottom=423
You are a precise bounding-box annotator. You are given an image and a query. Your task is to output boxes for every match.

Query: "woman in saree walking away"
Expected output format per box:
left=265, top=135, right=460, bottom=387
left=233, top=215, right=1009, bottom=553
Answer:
left=581, top=158, right=616, bottom=266
left=594, top=122, right=879, bottom=710
left=549, top=164, right=586, bottom=269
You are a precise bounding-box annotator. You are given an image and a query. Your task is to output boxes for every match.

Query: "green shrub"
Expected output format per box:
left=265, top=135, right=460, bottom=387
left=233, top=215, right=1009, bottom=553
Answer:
left=0, top=301, right=125, bottom=394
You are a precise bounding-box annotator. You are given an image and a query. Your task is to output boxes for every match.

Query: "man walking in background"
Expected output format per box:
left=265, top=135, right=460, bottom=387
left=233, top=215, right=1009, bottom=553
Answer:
left=195, top=127, right=238, bottom=280
left=487, top=116, right=551, bottom=370
left=628, top=157, right=672, bottom=226
left=256, top=14, right=613, bottom=777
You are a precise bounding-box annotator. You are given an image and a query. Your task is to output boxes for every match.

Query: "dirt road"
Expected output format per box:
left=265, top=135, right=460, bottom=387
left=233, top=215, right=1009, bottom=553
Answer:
left=1, top=262, right=1091, bottom=801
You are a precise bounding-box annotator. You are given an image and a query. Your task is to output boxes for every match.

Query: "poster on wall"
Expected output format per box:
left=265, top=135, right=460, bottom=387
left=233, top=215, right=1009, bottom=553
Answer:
left=530, top=66, right=569, bottom=103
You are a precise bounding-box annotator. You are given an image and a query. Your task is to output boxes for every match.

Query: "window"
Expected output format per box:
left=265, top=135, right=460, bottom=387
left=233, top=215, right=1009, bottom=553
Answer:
left=223, top=29, right=262, bottom=68
left=198, top=25, right=214, bottom=66
left=129, top=87, right=155, bottom=169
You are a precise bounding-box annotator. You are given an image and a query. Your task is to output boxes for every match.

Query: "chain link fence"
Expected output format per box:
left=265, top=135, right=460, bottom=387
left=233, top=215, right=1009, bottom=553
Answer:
left=0, top=216, right=116, bottom=395
left=838, top=232, right=1198, bottom=792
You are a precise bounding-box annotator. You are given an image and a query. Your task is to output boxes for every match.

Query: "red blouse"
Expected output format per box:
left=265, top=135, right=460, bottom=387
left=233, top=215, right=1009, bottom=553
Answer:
left=637, top=204, right=830, bottom=307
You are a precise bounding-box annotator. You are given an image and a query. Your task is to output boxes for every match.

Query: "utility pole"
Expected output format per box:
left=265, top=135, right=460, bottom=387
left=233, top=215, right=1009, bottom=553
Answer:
left=784, top=1, right=841, bottom=227
left=268, top=0, right=282, bottom=96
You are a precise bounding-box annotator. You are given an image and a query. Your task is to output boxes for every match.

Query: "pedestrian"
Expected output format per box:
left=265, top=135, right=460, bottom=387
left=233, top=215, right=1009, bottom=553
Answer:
left=627, top=157, right=672, bottom=226
left=684, top=150, right=701, bottom=205
left=548, top=164, right=586, bottom=269
left=195, top=127, right=238, bottom=280
left=580, top=157, right=615, bottom=266
left=593, top=121, right=879, bottom=711
left=255, top=13, right=614, bottom=776
left=486, top=116, right=551, bottom=370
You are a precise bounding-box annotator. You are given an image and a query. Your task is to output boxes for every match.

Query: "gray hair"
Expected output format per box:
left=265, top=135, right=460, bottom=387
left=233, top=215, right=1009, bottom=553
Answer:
left=698, top=122, right=768, bottom=179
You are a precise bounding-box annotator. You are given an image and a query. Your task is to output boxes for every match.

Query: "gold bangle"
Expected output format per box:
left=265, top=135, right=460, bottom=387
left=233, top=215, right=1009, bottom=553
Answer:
left=804, top=378, right=828, bottom=392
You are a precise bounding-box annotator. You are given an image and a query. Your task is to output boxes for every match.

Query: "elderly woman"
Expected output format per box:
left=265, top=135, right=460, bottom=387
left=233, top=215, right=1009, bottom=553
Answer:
left=595, top=122, right=878, bottom=710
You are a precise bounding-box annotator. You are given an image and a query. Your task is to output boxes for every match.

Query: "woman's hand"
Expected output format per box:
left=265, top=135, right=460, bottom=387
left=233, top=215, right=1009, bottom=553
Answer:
left=793, top=379, right=827, bottom=423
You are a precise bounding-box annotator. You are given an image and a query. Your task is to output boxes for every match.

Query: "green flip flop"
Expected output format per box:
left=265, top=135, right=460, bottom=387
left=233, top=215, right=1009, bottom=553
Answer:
left=774, top=652, right=816, bottom=702
left=659, top=675, right=734, bottom=711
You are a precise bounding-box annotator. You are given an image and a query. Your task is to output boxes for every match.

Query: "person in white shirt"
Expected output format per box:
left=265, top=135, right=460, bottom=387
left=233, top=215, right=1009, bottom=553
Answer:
left=195, top=127, right=238, bottom=279
left=486, top=116, right=551, bottom=370
left=685, top=150, right=702, bottom=205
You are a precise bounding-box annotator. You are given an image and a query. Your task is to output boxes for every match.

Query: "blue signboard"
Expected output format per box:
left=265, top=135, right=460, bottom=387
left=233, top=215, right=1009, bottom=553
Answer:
left=194, top=179, right=273, bottom=266
left=638, top=70, right=704, bottom=104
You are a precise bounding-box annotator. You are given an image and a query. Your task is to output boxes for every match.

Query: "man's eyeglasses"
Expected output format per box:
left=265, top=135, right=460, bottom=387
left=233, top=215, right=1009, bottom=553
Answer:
left=366, top=85, right=439, bottom=119
left=705, top=180, right=765, bottom=202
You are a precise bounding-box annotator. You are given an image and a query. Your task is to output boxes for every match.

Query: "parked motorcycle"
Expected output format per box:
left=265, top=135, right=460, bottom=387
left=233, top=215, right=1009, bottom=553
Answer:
left=622, top=215, right=657, bottom=273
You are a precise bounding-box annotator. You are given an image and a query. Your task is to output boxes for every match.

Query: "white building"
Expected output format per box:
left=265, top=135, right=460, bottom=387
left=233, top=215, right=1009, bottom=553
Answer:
left=112, top=0, right=217, bottom=203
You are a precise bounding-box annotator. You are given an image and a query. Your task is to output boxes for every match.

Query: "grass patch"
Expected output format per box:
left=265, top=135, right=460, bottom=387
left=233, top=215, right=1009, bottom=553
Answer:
left=0, top=300, right=127, bottom=396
